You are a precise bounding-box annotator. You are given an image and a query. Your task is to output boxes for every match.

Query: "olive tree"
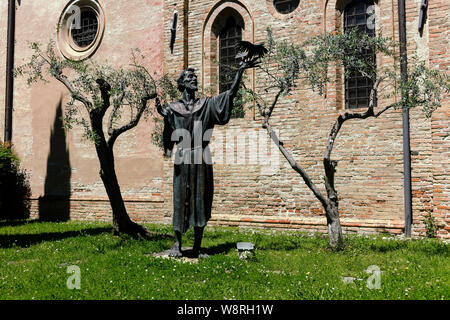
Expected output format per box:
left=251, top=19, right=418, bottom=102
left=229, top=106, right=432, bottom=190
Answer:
left=16, top=41, right=175, bottom=238
left=249, top=28, right=449, bottom=249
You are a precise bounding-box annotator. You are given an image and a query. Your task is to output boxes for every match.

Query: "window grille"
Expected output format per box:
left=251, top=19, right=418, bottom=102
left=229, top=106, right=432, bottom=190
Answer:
left=71, top=10, right=99, bottom=48
left=219, top=17, right=242, bottom=94
left=344, top=0, right=376, bottom=109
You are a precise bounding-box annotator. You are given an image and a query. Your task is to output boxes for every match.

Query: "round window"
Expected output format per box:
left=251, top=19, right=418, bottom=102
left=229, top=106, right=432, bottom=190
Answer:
left=57, top=0, right=105, bottom=60
left=273, top=0, right=300, bottom=14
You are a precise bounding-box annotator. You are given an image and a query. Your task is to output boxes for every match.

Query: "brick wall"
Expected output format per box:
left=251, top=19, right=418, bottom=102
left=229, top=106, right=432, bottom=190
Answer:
left=428, top=0, right=450, bottom=237
left=1, top=0, right=168, bottom=226
left=159, top=0, right=448, bottom=238
left=30, top=196, right=169, bottom=225
left=2, top=0, right=448, bottom=238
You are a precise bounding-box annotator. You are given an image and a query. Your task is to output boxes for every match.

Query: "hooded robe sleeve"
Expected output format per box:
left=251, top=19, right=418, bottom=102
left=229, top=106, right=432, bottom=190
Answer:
left=207, top=89, right=234, bottom=126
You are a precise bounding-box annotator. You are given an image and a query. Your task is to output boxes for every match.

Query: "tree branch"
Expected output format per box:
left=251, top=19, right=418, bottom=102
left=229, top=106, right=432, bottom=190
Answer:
left=108, top=91, right=126, bottom=136
left=323, top=77, right=384, bottom=161
left=107, top=92, right=156, bottom=148
left=264, top=122, right=328, bottom=209
left=95, top=78, right=112, bottom=117
left=321, top=77, right=394, bottom=207
left=374, top=103, right=396, bottom=117
left=54, top=73, right=92, bottom=110
left=264, top=89, right=284, bottom=125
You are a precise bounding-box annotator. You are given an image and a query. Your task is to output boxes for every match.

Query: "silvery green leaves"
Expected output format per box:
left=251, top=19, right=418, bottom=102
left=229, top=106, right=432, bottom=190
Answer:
left=246, top=27, right=449, bottom=249
left=14, top=41, right=50, bottom=86
left=255, top=27, right=448, bottom=118
left=260, top=28, right=392, bottom=96
left=16, top=43, right=161, bottom=146
left=16, top=41, right=160, bottom=237
left=398, top=58, right=450, bottom=118
left=258, top=27, right=304, bottom=96
left=151, top=73, right=179, bottom=150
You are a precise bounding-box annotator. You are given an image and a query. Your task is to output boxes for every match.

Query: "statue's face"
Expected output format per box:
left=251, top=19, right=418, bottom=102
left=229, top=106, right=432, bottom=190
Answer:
left=183, top=70, right=198, bottom=92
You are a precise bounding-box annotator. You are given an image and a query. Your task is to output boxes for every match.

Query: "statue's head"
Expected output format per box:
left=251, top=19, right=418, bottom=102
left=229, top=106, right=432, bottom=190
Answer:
left=177, top=67, right=198, bottom=93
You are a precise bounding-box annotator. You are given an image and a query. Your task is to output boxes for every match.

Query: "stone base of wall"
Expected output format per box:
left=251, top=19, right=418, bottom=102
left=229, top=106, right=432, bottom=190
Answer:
left=29, top=198, right=449, bottom=239
left=30, top=197, right=170, bottom=225
left=208, top=214, right=404, bottom=235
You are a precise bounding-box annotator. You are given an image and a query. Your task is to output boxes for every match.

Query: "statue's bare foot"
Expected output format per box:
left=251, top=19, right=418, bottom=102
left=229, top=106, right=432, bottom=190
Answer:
left=168, top=243, right=183, bottom=258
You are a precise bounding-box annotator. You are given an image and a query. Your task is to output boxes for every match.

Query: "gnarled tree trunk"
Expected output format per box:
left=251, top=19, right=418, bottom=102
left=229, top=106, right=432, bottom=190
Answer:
left=325, top=202, right=344, bottom=250
left=90, top=109, right=149, bottom=238
left=258, top=84, right=392, bottom=249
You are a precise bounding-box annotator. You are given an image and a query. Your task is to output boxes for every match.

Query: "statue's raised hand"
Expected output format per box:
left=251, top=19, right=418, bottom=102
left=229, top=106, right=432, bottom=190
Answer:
left=155, top=96, right=168, bottom=117
left=239, top=56, right=261, bottom=69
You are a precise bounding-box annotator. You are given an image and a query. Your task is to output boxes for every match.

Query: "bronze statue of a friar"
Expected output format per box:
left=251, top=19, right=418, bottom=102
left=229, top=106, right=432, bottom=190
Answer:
left=156, top=44, right=263, bottom=258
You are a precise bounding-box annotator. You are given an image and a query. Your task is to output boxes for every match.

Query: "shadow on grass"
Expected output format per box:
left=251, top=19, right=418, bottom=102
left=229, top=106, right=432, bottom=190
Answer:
left=204, top=242, right=236, bottom=256
left=250, top=235, right=449, bottom=257
left=362, top=240, right=449, bottom=256
left=257, top=238, right=315, bottom=251
left=0, top=226, right=113, bottom=248
left=115, top=231, right=173, bottom=244
left=179, top=242, right=236, bottom=258
left=0, top=219, right=42, bottom=228
left=145, top=232, right=174, bottom=241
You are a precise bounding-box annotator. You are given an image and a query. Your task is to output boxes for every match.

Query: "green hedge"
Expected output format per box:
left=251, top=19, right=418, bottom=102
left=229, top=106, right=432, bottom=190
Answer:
left=0, top=142, right=31, bottom=220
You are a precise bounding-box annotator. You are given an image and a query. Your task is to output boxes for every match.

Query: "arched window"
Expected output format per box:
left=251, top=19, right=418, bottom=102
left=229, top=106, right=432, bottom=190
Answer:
left=205, top=6, right=251, bottom=119
left=219, top=16, right=242, bottom=94
left=344, top=0, right=376, bottom=109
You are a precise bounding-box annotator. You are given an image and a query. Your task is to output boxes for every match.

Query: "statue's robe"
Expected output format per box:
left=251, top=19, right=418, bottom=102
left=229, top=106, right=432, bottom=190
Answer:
left=161, top=90, right=234, bottom=233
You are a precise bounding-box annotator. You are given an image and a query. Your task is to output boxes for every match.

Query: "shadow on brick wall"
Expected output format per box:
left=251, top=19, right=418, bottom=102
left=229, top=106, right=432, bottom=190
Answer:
left=39, top=99, right=71, bottom=221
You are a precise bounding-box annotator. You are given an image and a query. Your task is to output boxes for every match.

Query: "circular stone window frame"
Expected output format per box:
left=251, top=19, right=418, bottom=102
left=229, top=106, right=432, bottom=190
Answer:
left=57, top=0, right=105, bottom=61
left=267, top=0, right=301, bottom=19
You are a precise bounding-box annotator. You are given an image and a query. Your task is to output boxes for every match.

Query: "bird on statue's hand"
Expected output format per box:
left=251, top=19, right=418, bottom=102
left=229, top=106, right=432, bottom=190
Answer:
left=235, top=41, right=268, bottom=63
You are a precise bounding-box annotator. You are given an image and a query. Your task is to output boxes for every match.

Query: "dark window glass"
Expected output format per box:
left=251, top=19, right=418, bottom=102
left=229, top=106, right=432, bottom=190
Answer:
left=219, top=17, right=244, bottom=118
left=71, top=10, right=98, bottom=48
left=344, top=0, right=376, bottom=109
left=273, top=0, right=300, bottom=14
left=219, top=17, right=242, bottom=93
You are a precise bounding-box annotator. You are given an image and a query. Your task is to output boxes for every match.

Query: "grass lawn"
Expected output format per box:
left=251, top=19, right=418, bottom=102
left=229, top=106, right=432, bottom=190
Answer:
left=0, top=220, right=448, bottom=300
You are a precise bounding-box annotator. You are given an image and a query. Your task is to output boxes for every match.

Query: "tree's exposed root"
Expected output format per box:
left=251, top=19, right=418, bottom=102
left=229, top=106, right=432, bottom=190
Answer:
left=113, top=221, right=154, bottom=240
left=327, top=242, right=345, bottom=251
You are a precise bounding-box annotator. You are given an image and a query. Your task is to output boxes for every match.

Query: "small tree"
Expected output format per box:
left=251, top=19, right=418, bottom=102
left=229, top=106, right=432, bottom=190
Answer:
left=0, top=141, right=31, bottom=220
left=16, top=41, right=171, bottom=238
left=249, top=28, right=449, bottom=249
